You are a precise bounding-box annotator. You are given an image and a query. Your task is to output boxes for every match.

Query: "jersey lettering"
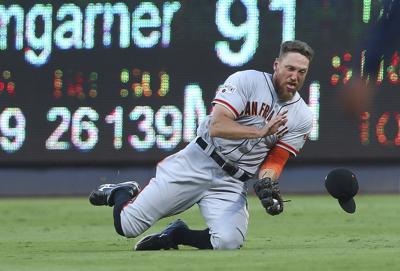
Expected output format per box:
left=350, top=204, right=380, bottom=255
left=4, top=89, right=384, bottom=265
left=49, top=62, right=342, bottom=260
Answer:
left=266, top=110, right=275, bottom=121
left=251, top=101, right=257, bottom=115
left=261, top=103, right=270, bottom=118
left=241, top=101, right=271, bottom=118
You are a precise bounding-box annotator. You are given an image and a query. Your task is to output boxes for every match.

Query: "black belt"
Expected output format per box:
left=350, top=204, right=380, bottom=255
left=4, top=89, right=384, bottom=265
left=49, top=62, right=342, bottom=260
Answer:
left=195, top=137, right=251, bottom=182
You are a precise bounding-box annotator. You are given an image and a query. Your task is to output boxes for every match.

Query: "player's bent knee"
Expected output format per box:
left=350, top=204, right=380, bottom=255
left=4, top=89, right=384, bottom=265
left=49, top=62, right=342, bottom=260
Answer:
left=119, top=218, right=145, bottom=238
left=210, top=228, right=244, bottom=250
left=119, top=220, right=143, bottom=238
left=119, top=210, right=153, bottom=238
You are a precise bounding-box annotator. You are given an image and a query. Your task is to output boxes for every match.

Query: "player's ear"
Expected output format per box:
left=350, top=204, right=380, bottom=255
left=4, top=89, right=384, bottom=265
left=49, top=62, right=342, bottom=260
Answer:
left=273, top=58, right=279, bottom=71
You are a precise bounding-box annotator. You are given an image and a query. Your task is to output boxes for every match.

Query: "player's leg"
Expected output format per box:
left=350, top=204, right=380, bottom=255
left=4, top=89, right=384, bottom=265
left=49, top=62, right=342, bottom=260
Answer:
left=89, top=181, right=141, bottom=236
left=133, top=218, right=212, bottom=250
left=170, top=224, right=213, bottom=249
left=89, top=175, right=204, bottom=240
left=89, top=149, right=202, bottom=238
left=112, top=188, right=137, bottom=236
left=149, top=176, right=247, bottom=250
left=116, top=142, right=215, bottom=239
left=157, top=188, right=248, bottom=250
left=198, top=189, right=249, bottom=249
left=134, top=142, right=239, bottom=250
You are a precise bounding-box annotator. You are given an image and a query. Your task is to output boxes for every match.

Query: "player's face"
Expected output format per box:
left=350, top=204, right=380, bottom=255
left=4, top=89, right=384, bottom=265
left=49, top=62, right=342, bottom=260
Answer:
left=273, top=52, right=310, bottom=101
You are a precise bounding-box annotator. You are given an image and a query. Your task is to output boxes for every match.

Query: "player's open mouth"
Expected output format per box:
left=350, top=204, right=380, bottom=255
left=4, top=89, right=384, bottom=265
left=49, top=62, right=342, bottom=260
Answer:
left=287, top=83, right=296, bottom=91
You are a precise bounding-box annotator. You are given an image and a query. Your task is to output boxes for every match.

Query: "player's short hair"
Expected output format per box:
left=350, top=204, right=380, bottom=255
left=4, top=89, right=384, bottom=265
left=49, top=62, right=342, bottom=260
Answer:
left=279, top=40, right=314, bottom=62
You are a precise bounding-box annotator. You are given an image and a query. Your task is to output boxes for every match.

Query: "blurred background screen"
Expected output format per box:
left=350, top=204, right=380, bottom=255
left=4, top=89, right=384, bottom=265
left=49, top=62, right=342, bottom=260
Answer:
left=0, top=0, right=398, bottom=165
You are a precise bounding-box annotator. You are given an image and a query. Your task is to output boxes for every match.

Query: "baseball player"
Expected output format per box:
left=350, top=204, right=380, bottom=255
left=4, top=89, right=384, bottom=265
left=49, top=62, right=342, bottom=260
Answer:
left=89, top=40, right=314, bottom=250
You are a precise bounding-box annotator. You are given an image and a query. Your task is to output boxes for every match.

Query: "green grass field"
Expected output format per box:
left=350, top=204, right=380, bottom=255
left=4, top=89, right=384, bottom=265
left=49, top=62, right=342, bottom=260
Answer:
left=0, top=195, right=399, bottom=271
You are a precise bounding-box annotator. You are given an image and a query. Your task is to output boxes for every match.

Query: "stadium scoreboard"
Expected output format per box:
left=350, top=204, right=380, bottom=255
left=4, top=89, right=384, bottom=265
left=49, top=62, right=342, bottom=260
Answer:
left=0, top=0, right=399, bottom=164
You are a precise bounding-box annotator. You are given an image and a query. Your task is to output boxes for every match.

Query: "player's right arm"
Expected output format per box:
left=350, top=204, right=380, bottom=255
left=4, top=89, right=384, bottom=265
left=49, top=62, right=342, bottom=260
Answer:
left=209, top=104, right=287, bottom=140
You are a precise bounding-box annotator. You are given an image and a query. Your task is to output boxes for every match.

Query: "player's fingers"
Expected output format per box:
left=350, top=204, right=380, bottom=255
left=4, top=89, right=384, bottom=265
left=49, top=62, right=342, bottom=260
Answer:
left=275, top=119, right=287, bottom=129
left=270, top=117, right=283, bottom=127
left=274, top=112, right=288, bottom=124
left=263, top=112, right=288, bottom=136
left=270, top=120, right=285, bottom=134
left=268, top=113, right=285, bottom=123
left=276, top=114, right=287, bottom=123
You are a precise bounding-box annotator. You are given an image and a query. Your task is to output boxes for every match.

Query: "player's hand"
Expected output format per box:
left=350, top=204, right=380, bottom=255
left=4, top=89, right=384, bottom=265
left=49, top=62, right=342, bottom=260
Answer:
left=253, top=177, right=284, bottom=216
left=260, top=110, right=288, bottom=137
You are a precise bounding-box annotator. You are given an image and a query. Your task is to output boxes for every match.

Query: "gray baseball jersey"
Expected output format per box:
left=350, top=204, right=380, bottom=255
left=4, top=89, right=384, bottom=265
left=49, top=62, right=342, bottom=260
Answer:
left=119, top=69, right=313, bottom=249
left=198, top=69, right=313, bottom=175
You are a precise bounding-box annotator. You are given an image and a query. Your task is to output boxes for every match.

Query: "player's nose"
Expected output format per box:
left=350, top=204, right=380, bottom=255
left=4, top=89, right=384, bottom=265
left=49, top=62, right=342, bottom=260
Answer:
left=289, top=72, right=297, bottom=82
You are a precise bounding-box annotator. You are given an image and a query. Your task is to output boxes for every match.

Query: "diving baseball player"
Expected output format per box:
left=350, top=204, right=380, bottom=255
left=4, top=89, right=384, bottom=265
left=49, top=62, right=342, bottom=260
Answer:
left=89, top=40, right=314, bottom=250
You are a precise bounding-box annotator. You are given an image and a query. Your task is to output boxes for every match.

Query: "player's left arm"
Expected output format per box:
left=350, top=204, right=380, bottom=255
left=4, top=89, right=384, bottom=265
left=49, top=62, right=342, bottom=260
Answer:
left=254, top=146, right=290, bottom=215
left=258, top=146, right=290, bottom=182
left=254, top=111, right=313, bottom=215
left=253, top=146, right=290, bottom=216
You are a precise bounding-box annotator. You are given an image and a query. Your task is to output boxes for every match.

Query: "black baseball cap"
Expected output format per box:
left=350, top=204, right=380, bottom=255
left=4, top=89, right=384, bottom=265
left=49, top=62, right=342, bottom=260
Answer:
left=325, top=168, right=359, bottom=213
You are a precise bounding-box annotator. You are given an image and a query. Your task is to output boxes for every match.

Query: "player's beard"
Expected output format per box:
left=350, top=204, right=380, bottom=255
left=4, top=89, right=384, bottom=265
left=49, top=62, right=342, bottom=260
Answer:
left=277, top=79, right=300, bottom=101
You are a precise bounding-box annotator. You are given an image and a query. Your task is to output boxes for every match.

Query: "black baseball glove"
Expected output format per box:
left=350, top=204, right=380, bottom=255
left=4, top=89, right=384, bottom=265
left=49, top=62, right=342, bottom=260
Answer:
left=253, top=177, right=284, bottom=216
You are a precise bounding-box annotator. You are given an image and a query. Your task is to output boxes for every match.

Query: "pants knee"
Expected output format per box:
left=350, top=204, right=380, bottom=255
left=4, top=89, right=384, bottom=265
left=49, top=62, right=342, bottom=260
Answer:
left=118, top=216, right=144, bottom=238
left=114, top=209, right=142, bottom=238
left=119, top=209, right=153, bottom=238
left=210, top=228, right=245, bottom=250
left=121, top=228, right=140, bottom=238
